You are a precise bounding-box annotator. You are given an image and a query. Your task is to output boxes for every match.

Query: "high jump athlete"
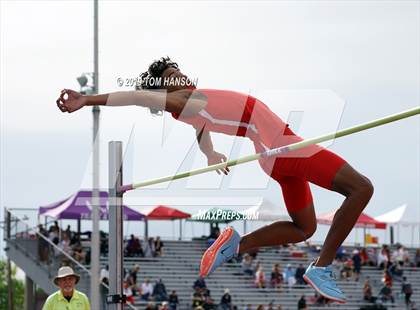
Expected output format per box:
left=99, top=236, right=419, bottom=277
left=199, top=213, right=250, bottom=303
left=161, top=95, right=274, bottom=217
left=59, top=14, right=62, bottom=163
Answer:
left=57, top=57, right=374, bottom=303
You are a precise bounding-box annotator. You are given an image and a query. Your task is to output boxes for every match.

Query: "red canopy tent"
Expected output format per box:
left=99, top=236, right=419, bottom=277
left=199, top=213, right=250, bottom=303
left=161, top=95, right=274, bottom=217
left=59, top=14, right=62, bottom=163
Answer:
left=317, top=210, right=387, bottom=245
left=131, top=205, right=191, bottom=238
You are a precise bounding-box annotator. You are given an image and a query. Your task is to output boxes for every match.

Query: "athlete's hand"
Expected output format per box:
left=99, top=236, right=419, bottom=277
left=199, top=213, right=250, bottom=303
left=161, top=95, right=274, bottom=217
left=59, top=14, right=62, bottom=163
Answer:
left=56, top=89, right=86, bottom=113
left=207, top=151, right=230, bottom=175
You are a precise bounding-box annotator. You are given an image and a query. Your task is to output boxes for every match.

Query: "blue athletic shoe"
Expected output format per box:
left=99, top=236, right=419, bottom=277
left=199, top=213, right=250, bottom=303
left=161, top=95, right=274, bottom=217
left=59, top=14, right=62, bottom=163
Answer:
left=303, top=262, right=347, bottom=304
left=199, top=226, right=241, bottom=277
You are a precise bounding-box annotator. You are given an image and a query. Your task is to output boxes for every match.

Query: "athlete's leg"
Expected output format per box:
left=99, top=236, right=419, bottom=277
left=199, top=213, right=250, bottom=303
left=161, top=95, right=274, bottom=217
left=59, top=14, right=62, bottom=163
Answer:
left=315, top=163, right=374, bottom=266
left=239, top=177, right=316, bottom=254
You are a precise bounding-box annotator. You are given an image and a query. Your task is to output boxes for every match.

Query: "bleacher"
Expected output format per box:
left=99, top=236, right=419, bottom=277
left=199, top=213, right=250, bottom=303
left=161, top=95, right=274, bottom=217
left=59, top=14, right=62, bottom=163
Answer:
left=99, top=240, right=420, bottom=309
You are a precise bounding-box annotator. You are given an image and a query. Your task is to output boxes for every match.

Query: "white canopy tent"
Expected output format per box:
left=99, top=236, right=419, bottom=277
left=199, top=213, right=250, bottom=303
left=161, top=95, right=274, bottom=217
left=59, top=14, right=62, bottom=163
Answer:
left=241, top=198, right=291, bottom=233
left=374, top=204, right=420, bottom=246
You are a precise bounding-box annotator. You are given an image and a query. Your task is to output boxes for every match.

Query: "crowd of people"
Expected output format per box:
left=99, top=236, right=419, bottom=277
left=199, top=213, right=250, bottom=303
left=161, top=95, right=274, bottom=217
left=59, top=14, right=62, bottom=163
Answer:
left=125, top=234, right=165, bottom=257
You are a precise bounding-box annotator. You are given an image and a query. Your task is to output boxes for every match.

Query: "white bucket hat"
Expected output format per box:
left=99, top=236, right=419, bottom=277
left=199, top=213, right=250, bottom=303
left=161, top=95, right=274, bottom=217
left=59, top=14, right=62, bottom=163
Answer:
left=53, top=266, right=80, bottom=285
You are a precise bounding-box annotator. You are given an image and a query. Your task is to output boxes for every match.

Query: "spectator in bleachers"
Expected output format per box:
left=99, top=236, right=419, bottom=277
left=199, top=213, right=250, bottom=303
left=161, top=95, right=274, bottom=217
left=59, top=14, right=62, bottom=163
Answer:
left=389, top=261, right=404, bottom=282
left=266, top=301, right=274, bottom=310
left=340, top=258, right=353, bottom=280
left=127, top=264, right=141, bottom=295
left=297, top=295, right=307, bottom=310
left=256, top=306, right=264, bottom=310
left=152, top=278, right=168, bottom=302
left=126, top=234, right=144, bottom=257
left=193, top=276, right=207, bottom=294
left=335, top=246, right=346, bottom=261
left=255, top=266, right=266, bottom=289
left=219, top=288, right=232, bottom=310
left=270, top=263, right=283, bottom=289
left=415, top=249, right=420, bottom=267
left=241, top=254, right=254, bottom=276
left=312, top=292, right=328, bottom=306
left=123, top=280, right=135, bottom=305
left=192, top=291, right=205, bottom=308
left=377, top=245, right=390, bottom=269
left=141, top=278, right=154, bottom=301
left=276, top=306, right=282, bottom=310
left=37, top=224, right=49, bottom=263
left=160, top=301, right=169, bottom=310
left=379, top=282, right=394, bottom=303
left=59, top=232, right=72, bottom=257
left=144, top=237, right=156, bottom=257
left=294, top=264, right=306, bottom=285
left=401, top=276, right=413, bottom=307
left=65, top=225, right=73, bottom=240
left=352, top=249, right=362, bottom=281
left=243, top=304, right=252, bottom=310
left=155, top=236, right=164, bottom=256
left=392, top=244, right=409, bottom=266
left=283, top=264, right=295, bottom=288
left=363, top=277, right=375, bottom=303
left=72, top=245, right=86, bottom=264
left=145, top=301, right=158, bottom=310
left=168, top=290, right=179, bottom=310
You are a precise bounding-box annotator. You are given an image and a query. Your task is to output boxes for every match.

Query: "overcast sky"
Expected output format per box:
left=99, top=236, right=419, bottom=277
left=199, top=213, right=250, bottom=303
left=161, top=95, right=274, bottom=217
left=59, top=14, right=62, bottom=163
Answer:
left=1, top=1, right=419, bottom=257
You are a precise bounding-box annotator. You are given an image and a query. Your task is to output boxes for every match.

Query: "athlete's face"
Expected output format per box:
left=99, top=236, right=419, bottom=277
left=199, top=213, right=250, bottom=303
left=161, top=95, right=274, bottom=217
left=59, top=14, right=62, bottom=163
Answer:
left=161, top=67, right=193, bottom=92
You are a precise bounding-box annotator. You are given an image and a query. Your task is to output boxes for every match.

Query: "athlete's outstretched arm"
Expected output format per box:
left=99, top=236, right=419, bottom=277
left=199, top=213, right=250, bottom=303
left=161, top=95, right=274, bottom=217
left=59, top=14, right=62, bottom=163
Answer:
left=196, top=127, right=230, bottom=175
left=56, top=88, right=206, bottom=116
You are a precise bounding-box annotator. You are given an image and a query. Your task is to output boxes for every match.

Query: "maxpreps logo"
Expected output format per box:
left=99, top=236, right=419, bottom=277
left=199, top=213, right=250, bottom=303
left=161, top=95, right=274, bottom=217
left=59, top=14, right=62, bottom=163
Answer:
left=193, top=209, right=259, bottom=221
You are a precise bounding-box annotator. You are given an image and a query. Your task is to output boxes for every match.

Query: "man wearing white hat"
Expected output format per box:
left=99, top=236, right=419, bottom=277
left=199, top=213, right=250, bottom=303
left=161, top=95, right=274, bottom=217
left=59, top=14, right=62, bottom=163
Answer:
left=42, top=266, right=90, bottom=310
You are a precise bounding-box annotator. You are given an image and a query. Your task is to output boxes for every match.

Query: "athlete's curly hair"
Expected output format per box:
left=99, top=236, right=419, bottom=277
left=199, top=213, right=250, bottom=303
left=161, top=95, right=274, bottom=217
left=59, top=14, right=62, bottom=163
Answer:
left=136, top=56, right=179, bottom=90
left=135, top=57, right=179, bottom=115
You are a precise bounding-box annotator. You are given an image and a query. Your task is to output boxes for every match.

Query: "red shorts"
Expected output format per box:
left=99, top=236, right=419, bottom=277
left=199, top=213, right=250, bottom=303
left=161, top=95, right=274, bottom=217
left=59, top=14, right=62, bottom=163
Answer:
left=259, top=148, right=347, bottom=213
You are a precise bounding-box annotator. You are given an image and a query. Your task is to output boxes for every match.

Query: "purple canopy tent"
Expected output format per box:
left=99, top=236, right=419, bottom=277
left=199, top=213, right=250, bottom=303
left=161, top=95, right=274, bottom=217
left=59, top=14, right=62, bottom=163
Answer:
left=39, top=190, right=144, bottom=222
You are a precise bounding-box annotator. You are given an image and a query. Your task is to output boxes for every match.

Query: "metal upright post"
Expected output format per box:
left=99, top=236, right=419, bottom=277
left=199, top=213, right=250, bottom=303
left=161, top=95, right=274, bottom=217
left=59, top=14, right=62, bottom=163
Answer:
left=108, top=141, right=124, bottom=310
left=90, top=0, right=100, bottom=309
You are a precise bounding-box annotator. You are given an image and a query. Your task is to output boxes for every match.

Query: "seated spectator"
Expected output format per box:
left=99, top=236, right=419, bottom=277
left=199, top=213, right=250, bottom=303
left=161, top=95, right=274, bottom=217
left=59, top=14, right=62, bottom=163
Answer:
left=59, top=232, right=72, bottom=256
left=155, top=236, right=164, bottom=256
left=141, top=278, right=154, bottom=301
left=160, top=301, right=169, bottom=310
left=415, top=249, right=420, bottom=267
left=255, top=266, right=266, bottom=289
left=126, top=234, right=144, bottom=257
left=37, top=224, right=49, bottom=263
left=283, top=264, right=295, bottom=288
left=152, top=278, right=168, bottom=302
left=256, top=306, right=264, bottom=310
left=72, top=245, right=86, bottom=263
left=294, top=264, right=305, bottom=285
left=335, top=246, right=346, bottom=261
left=243, top=304, right=252, bottom=310
left=123, top=281, right=135, bottom=305
left=363, top=277, right=376, bottom=303
left=340, top=258, right=353, bottom=280
left=352, top=249, right=362, bottom=281
left=144, top=237, right=156, bottom=257
left=389, top=262, right=404, bottom=282
left=241, top=254, right=254, bottom=276
left=379, top=282, right=394, bottom=303
left=146, top=302, right=158, bottom=310
left=126, top=264, right=141, bottom=295
left=401, top=276, right=413, bottom=307
left=382, top=265, right=393, bottom=287
left=377, top=245, right=390, bottom=269
left=297, top=295, right=307, bottom=310
left=65, top=225, right=73, bottom=241
left=392, top=244, right=409, bottom=266
left=219, top=288, right=232, bottom=310
left=192, top=291, right=205, bottom=308
left=168, top=290, right=179, bottom=310
left=193, top=276, right=207, bottom=294
left=313, top=292, right=328, bottom=306
left=270, top=264, right=283, bottom=288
